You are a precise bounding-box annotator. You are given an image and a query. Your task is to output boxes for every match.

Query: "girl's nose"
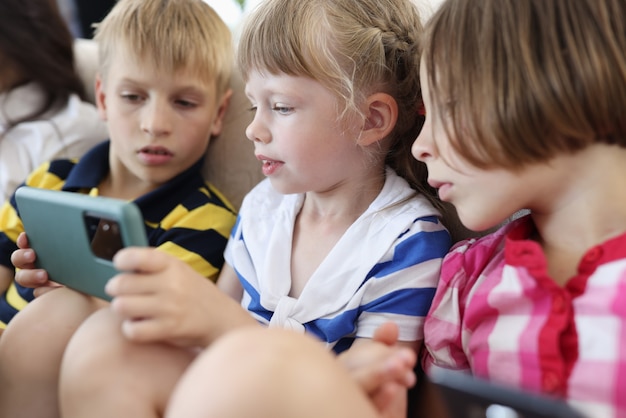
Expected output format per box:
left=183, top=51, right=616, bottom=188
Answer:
left=412, top=129, right=435, bottom=162
left=245, top=112, right=270, bottom=144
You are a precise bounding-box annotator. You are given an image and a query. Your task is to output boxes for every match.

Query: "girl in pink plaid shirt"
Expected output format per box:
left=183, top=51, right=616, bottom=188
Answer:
left=416, top=0, right=626, bottom=417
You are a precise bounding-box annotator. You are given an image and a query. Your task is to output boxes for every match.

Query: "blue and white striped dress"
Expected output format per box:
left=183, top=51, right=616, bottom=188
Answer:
left=225, top=168, right=451, bottom=353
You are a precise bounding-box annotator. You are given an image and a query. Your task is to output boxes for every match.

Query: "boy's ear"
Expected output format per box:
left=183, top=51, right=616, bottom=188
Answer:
left=94, top=73, right=108, bottom=121
left=357, top=92, right=398, bottom=147
left=210, top=89, right=233, bottom=137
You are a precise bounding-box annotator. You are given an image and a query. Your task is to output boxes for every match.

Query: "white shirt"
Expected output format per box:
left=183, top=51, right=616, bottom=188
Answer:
left=0, top=83, right=108, bottom=201
left=225, top=168, right=451, bottom=351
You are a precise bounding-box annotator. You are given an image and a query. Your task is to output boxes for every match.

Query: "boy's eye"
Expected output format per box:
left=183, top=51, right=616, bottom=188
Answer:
left=121, top=93, right=142, bottom=102
left=175, top=99, right=197, bottom=108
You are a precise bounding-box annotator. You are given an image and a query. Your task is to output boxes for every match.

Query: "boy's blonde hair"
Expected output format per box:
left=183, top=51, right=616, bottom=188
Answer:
left=94, top=0, right=233, bottom=97
left=423, top=0, right=626, bottom=169
left=238, top=0, right=435, bottom=204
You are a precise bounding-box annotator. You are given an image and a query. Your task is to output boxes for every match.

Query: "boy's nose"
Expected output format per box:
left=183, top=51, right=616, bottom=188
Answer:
left=141, top=100, right=172, bottom=137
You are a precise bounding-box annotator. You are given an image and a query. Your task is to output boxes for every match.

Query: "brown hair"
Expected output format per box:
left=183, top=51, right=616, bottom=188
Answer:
left=422, top=0, right=626, bottom=169
left=0, top=0, right=86, bottom=129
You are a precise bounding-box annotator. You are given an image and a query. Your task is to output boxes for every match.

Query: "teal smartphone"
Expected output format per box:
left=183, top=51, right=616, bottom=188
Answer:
left=14, top=187, right=148, bottom=301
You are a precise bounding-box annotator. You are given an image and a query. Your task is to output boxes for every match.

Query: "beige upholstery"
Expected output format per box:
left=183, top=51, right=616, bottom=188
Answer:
left=73, top=39, right=263, bottom=210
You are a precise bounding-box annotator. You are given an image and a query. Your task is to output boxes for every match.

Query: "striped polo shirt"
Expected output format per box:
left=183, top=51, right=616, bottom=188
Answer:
left=0, top=140, right=236, bottom=327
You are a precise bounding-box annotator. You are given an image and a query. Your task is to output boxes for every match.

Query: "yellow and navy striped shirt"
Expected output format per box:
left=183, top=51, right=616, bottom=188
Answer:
left=0, top=141, right=236, bottom=327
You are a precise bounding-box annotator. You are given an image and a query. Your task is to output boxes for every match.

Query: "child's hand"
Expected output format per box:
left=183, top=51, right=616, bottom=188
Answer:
left=338, top=322, right=417, bottom=418
left=106, top=247, right=255, bottom=348
left=11, top=232, right=61, bottom=297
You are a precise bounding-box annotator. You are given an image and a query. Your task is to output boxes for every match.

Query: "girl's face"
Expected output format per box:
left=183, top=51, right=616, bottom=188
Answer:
left=412, top=64, right=551, bottom=231
left=244, top=70, right=367, bottom=195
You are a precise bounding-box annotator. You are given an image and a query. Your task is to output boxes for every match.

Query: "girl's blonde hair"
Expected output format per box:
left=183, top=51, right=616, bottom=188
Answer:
left=423, top=0, right=626, bottom=169
left=94, top=0, right=233, bottom=97
left=238, top=0, right=438, bottom=207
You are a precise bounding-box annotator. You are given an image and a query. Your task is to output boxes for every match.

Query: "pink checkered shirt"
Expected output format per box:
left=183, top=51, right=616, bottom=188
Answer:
left=423, top=216, right=626, bottom=418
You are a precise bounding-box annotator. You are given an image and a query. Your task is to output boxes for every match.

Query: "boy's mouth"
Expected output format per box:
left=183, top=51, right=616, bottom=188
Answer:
left=139, top=146, right=173, bottom=156
left=138, top=146, right=174, bottom=165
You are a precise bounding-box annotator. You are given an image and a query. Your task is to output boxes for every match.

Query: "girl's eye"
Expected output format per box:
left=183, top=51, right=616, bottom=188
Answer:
left=248, top=105, right=258, bottom=113
left=272, top=105, right=293, bottom=115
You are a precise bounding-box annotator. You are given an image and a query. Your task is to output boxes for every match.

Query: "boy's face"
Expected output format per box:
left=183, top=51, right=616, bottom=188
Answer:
left=95, top=47, right=231, bottom=193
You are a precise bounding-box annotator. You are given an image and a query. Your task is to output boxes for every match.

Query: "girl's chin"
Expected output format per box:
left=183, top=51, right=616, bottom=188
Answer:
left=457, top=210, right=505, bottom=233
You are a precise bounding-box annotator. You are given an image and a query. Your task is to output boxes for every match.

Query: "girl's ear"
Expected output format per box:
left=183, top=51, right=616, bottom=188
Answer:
left=357, top=92, right=398, bottom=146
left=94, top=73, right=108, bottom=122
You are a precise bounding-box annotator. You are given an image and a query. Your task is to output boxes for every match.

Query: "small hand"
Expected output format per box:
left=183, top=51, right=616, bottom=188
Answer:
left=339, top=322, right=417, bottom=418
left=106, top=247, right=254, bottom=347
left=11, top=232, right=62, bottom=297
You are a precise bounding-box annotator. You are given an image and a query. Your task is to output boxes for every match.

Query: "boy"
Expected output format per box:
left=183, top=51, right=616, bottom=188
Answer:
left=0, top=0, right=236, bottom=416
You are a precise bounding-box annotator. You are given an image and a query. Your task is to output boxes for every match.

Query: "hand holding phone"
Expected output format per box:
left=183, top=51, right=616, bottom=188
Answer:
left=15, top=187, right=148, bottom=301
left=11, top=232, right=61, bottom=297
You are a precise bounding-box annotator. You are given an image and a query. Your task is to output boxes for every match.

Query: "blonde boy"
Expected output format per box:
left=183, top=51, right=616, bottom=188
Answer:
left=0, top=1, right=236, bottom=417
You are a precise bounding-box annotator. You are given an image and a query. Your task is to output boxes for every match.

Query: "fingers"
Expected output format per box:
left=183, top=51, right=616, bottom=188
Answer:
left=112, top=247, right=176, bottom=273
left=105, top=272, right=156, bottom=297
left=365, top=348, right=417, bottom=392
left=382, top=349, right=417, bottom=388
left=120, top=315, right=171, bottom=343
left=11, top=247, right=36, bottom=270
left=16, top=232, right=29, bottom=249
left=110, top=292, right=157, bottom=318
left=106, top=248, right=189, bottom=296
left=344, top=344, right=417, bottom=395
left=12, top=247, right=50, bottom=290
left=370, top=383, right=408, bottom=418
left=373, top=321, right=400, bottom=346
left=13, top=266, right=47, bottom=286
left=11, top=233, right=54, bottom=292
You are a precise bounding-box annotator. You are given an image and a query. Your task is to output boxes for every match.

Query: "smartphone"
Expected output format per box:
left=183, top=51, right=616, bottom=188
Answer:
left=426, top=367, right=585, bottom=418
left=14, top=187, right=148, bottom=301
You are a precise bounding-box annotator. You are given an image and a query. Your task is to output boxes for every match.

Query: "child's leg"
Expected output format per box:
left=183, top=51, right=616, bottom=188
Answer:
left=0, top=288, right=103, bottom=418
left=59, top=307, right=196, bottom=418
left=166, top=327, right=381, bottom=418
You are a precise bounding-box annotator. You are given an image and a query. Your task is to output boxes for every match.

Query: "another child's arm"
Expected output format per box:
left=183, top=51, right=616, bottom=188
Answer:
left=106, top=247, right=258, bottom=348
left=421, top=236, right=495, bottom=374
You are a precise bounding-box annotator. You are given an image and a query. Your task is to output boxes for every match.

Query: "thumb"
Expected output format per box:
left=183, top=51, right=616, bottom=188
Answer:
left=373, top=322, right=400, bottom=346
